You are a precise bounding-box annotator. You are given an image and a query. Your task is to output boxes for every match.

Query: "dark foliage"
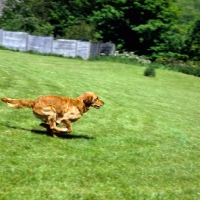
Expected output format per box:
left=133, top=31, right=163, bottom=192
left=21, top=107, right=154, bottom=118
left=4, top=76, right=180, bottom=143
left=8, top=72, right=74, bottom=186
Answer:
left=0, top=0, right=200, bottom=63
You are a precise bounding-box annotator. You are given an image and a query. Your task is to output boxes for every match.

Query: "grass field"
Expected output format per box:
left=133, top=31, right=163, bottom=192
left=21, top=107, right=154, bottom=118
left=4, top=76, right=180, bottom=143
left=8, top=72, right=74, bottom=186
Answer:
left=0, top=49, right=200, bottom=200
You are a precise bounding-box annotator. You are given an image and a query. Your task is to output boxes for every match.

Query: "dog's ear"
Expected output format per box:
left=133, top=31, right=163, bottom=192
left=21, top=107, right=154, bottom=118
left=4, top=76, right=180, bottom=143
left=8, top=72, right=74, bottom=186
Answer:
left=83, top=95, right=93, bottom=106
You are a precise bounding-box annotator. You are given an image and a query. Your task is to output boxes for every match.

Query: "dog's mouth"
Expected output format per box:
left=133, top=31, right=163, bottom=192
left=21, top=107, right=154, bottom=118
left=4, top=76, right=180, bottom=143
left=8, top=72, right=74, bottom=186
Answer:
left=93, top=105, right=101, bottom=109
left=92, top=101, right=104, bottom=109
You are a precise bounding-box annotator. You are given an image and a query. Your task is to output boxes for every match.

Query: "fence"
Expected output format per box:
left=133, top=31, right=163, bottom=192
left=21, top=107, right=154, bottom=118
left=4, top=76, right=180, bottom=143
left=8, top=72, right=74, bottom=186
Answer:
left=0, top=29, right=115, bottom=59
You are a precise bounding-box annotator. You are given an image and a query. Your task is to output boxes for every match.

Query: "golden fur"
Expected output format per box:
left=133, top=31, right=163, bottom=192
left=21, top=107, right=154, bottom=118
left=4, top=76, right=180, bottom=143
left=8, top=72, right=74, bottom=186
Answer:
left=1, top=92, right=104, bottom=137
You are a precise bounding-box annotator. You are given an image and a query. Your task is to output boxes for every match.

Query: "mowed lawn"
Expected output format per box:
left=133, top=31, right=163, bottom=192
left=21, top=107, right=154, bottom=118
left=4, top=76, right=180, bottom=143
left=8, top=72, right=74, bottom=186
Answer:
left=0, top=49, right=200, bottom=200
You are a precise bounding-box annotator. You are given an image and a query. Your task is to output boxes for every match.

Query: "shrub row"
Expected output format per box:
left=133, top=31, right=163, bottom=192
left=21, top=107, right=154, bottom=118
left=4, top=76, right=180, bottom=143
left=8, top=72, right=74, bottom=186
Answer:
left=154, top=58, right=200, bottom=77
left=167, top=65, right=200, bottom=77
left=90, top=53, right=200, bottom=78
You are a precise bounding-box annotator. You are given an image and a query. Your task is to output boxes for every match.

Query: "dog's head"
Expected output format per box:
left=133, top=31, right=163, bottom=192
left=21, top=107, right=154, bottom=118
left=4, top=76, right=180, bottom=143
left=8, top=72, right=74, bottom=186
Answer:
left=78, top=92, right=104, bottom=109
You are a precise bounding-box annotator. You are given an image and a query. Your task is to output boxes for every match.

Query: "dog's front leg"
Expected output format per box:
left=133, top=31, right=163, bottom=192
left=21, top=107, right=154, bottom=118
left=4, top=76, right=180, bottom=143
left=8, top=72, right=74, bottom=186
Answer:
left=61, top=119, right=72, bottom=133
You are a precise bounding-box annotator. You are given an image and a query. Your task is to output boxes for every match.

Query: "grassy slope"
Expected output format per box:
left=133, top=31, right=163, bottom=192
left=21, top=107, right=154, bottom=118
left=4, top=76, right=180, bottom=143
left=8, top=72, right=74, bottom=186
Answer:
left=0, top=50, right=200, bottom=200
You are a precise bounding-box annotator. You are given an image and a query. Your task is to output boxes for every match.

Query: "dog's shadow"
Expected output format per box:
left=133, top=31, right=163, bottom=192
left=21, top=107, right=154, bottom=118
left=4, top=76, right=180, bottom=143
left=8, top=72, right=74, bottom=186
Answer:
left=1, top=123, right=94, bottom=140
left=31, top=129, right=94, bottom=139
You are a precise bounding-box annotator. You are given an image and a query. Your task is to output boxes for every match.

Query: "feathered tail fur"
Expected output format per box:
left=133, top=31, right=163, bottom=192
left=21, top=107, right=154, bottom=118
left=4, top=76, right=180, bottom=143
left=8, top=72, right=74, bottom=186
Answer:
left=1, top=97, right=34, bottom=108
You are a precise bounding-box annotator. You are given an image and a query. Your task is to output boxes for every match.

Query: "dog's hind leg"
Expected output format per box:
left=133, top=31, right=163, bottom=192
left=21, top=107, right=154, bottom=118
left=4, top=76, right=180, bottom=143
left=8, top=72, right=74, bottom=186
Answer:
left=33, top=106, right=68, bottom=136
left=47, top=114, right=68, bottom=133
left=40, top=123, right=57, bottom=137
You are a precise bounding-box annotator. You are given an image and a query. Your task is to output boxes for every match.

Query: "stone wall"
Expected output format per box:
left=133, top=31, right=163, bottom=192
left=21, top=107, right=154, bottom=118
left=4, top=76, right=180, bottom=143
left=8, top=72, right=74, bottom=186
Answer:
left=0, top=29, right=115, bottom=59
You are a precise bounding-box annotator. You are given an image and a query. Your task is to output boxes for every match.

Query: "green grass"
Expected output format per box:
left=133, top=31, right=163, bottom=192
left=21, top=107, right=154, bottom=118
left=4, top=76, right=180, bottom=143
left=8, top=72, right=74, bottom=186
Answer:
left=0, top=49, right=200, bottom=200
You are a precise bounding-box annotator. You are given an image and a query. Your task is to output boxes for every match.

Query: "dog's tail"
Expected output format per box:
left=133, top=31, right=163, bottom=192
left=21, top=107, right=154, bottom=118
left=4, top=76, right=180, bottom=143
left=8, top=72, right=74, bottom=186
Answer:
left=1, top=97, right=34, bottom=108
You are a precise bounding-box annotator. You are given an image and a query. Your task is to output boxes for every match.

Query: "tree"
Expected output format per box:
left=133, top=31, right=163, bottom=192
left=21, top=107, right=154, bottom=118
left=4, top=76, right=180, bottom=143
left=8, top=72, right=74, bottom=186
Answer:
left=0, top=0, right=182, bottom=58
left=0, top=0, right=53, bottom=35
left=87, top=0, right=180, bottom=58
left=185, top=18, right=200, bottom=61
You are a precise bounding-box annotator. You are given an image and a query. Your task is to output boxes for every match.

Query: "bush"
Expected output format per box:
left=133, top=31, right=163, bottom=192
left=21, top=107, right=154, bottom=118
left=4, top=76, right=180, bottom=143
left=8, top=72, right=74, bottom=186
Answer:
left=65, top=21, right=100, bottom=41
left=89, top=51, right=152, bottom=67
left=114, top=51, right=151, bottom=65
left=144, top=67, right=156, bottom=77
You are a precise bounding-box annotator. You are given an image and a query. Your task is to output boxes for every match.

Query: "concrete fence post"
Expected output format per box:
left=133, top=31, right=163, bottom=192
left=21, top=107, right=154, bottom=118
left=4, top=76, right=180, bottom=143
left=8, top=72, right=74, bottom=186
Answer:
left=0, top=29, right=3, bottom=45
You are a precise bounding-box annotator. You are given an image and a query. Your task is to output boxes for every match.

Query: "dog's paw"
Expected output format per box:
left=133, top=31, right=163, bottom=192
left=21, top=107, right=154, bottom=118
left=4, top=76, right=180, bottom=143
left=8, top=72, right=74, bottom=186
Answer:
left=62, top=128, right=68, bottom=132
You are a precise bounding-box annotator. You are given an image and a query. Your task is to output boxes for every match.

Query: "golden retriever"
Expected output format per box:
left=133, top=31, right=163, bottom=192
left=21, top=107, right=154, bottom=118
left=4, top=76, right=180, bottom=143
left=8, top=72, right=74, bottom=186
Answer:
left=1, top=92, right=104, bottom=137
